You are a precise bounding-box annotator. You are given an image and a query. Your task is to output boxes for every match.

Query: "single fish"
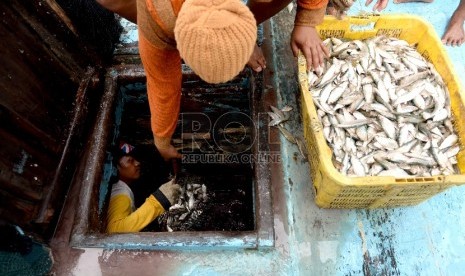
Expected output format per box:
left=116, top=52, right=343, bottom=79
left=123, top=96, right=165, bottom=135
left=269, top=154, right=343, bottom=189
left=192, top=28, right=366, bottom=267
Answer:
left=277, top=125, right=297, bottom=144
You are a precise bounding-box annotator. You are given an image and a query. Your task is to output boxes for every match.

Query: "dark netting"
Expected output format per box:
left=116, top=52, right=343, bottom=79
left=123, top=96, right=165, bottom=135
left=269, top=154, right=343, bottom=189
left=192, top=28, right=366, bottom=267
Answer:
left=0, top=223, right=52, bottom=276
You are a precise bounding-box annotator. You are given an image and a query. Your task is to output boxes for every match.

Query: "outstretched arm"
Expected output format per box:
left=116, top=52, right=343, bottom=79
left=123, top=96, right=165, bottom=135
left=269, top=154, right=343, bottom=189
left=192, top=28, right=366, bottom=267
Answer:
left=291, top=0, right=330, bottom=71
left=107, top=194, right=166, bottom=233
left=247, top=0, right=293, bottom=25
left=291, top=25, right=329, bottom=71
left=96, top=0, right=137, bottom=23
left=246, top=0, right=293, bottom=72
left=139, top=32, right=183, bottom=160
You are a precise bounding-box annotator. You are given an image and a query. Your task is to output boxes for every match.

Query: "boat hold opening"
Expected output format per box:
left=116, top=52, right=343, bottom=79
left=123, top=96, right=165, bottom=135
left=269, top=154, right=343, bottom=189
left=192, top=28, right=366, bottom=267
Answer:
left=68, top=64, right=275, bottom=249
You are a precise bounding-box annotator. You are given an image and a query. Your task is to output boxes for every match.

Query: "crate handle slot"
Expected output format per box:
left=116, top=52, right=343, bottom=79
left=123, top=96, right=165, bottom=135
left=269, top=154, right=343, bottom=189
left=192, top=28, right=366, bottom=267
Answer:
left=394, top=177, right=436, bottom=183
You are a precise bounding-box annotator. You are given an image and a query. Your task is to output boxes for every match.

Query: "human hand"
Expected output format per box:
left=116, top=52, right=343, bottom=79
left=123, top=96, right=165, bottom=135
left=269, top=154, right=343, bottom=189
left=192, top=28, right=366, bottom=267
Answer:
left=157, top=179, right=182, bottom=205
left=247, top=44, right=267, bottom=72
left=331, top=0, right=355, bottom=14
left=365, top=0, right=389, bottom=11
left=291, top=25, right=330, bottom=71
left=155, top=136, right=182, bottom=161
left=157, top=145, right=182, bottom=161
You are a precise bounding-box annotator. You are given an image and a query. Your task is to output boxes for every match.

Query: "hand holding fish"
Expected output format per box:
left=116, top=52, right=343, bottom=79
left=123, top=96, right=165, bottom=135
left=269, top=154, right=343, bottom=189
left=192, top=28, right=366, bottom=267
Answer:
left=157, top=144, right=182, bottom=161
left=157, top=179, right=182, bottom=206
left=291, top=25, right=330, bottom=71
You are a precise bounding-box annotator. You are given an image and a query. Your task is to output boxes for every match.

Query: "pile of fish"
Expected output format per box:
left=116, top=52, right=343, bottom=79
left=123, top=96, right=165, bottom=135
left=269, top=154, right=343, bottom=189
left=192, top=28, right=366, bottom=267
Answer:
left=157, top=183, right=208, bottom=232
left=307, top=36, right=460, bottom=177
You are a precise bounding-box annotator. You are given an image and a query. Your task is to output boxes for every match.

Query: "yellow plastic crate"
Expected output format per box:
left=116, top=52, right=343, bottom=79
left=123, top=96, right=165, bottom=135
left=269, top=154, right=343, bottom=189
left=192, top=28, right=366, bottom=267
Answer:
left=298, top=15, right=465, bottom=208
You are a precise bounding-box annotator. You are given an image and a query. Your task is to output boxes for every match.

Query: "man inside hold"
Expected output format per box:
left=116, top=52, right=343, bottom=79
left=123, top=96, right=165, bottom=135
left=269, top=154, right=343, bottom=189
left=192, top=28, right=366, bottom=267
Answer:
left=106, top=142, right=181, bottom=233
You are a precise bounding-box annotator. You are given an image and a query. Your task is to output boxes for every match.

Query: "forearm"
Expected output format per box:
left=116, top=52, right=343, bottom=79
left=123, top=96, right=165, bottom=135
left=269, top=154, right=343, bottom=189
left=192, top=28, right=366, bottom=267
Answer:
left=96, top=0, right=137, bottom=23
left=247, top=0, right=293, bottom=25
left=138, top=32, right=182, bottom=149
left=290, top=0, right=329, bottom=70
left=295, top=0, right=328, bottom=27
left=107, top=195, right=167, bottom=233
left=247, top=0, right=328, bottom=27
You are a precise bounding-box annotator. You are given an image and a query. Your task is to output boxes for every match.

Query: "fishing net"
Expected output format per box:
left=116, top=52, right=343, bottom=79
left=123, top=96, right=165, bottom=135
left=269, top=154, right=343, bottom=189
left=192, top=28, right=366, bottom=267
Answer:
left=0, top=243, right=52, bottom=276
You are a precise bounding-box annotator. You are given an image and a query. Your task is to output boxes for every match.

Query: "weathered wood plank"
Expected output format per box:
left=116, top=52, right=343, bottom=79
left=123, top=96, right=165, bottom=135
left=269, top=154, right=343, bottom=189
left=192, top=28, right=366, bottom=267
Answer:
left=0, top=105, right=60, bottom=154
left=0, top=162, right=43, bottom=202
left=0, top=190, right=37, bottom=226
left=36, top=68, right=98, bottom=224
left=0, top=4, right=76, bottom=139
left=7, top=1, right=86, bottom=83
left=0, top=0, right=120, bottom=240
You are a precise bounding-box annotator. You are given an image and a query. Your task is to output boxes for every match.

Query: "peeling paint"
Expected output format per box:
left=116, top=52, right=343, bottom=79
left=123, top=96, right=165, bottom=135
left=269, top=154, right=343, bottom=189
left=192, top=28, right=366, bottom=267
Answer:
left=318, top=241, right=338, bottom=263
left=274, top=217, right=290, bottom=255
left=357, top=214, right=368, bottom=256
left=73, top=249, right=103, bottom=276
left=357, top=213, right=372, bottom=276
left=424, top=215, right=444, bottom=276
left=295, top=241, right=312, bottom=258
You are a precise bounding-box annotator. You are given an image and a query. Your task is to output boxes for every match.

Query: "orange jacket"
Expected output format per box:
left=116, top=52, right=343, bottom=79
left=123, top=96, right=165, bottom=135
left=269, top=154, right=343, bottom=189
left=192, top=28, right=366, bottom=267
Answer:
left=137, top=0, right=328, bottom=145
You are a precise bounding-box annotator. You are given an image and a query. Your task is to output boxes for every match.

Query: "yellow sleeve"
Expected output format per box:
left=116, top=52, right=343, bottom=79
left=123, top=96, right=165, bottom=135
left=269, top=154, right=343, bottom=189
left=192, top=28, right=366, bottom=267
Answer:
left=106, top=194, right=167, bottom=233
left=295, top=0, right=328, bottom=27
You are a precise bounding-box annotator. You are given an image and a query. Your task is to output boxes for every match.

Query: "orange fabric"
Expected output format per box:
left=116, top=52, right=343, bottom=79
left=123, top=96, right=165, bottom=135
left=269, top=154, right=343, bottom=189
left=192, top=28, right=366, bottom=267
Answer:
left=138, top=32, right=182, bottom=138
left=138, top=0, right=176, bottom=50
left=295, top=0, right=328, bottom=27
left=294, top=6, right=326, bottom=27
left=297, top=0, right=328, bottom=10
left=145, top=0, right=184, bottom=33
left=145, top=0, right=169, bottom=33
left=138, top=0, right=183, bottom=139
left=171, top=0, right=184, bottom=16
left=138, top=0, right=326, bottom=140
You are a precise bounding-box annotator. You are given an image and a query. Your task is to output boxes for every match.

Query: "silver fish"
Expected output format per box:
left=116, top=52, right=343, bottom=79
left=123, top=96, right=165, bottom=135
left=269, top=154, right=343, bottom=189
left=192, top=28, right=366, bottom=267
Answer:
left=305, top=36, right=459, bottom=178
left=378, top=168, right=410, bottom=177
left=277, top=125, right=297, bottom=144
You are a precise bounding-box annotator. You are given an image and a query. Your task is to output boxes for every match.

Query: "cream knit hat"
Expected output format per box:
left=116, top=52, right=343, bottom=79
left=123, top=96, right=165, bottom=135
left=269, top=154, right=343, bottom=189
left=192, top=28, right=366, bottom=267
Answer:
left=174, top=0, right=257, bottom=84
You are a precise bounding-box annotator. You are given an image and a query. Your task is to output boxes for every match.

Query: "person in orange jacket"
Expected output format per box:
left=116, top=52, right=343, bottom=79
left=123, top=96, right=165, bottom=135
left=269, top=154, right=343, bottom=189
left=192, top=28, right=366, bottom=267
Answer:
left=106, top=142, right=181, bottom=233
left=96, top=0, right=386, bottom=161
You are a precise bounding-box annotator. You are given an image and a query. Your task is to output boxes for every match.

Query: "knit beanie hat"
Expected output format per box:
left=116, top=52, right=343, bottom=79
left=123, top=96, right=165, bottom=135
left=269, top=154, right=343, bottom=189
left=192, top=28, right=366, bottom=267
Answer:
left=174, top=0, right=257, bottom=84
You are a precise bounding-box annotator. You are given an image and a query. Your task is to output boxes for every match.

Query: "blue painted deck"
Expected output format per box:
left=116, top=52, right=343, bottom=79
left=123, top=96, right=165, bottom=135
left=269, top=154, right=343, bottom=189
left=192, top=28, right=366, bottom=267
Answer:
left=272, top=1, right=465, bottom=275
left=65, top=1, right=465, bottom=275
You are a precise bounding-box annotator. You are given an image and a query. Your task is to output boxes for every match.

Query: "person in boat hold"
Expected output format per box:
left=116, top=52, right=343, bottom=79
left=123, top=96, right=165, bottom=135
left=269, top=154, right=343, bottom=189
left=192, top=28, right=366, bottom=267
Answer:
left=106, top=142, right=181, bottom=233
left=97, top=0, right=390, bottom=161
